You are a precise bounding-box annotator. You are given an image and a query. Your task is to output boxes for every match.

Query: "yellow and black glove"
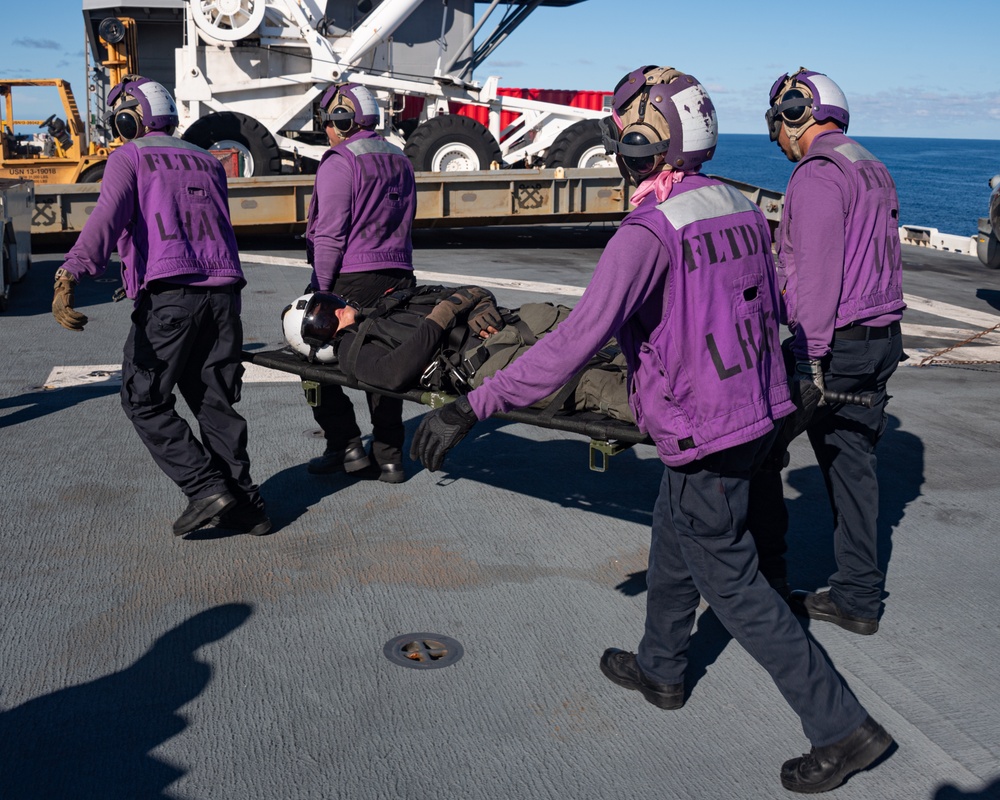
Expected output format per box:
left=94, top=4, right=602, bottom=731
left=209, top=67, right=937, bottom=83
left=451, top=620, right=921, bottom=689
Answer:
left=468, top=296, right=505, bottom=337
left=52, top=267, right=89, bottom=331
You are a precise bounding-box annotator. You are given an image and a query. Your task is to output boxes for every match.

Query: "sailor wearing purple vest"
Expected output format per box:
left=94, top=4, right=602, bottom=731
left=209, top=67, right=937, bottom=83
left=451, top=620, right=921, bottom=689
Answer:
left=750, top=70, right=905, bottom=636
left=51, top=76, right=269, bottom=538
left=303, top=83, right=417, bottom=484
left=410, top=67, right=892, bottom=793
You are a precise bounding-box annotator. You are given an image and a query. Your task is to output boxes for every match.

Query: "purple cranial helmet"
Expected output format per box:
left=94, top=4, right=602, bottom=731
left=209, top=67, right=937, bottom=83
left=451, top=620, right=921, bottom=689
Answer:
left=600, top=66, right=718, bottom=185
left=106, top=75, right=179, bottom=140
left=318, top=83, right=380, bottom=133
left=766, top=68, right=850, bottom=160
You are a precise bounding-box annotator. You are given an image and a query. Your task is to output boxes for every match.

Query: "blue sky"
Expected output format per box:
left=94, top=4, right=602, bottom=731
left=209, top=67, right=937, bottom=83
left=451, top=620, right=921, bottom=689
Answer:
left=478, top=0, right=1000, bottom=140
left=4, top=0, right=999, bottom=140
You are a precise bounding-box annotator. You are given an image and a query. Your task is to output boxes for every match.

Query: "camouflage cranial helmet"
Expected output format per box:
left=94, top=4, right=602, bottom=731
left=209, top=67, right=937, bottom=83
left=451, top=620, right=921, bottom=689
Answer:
left=766, top=68, right=850, bottom=160
left=600, top=66, right=718, bottom=184
left=318, top=83, right=380, bottom=133
left=106, top=75, right=179, bottom=141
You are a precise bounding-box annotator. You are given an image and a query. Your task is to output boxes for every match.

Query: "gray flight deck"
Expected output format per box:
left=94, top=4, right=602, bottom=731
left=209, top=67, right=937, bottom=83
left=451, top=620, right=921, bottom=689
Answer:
left=2, top=225, right=999, bottom=799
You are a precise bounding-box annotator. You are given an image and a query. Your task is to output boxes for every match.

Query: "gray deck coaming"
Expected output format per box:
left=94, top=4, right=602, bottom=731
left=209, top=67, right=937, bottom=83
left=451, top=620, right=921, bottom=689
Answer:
left=2, top=230, right=999, bottom=799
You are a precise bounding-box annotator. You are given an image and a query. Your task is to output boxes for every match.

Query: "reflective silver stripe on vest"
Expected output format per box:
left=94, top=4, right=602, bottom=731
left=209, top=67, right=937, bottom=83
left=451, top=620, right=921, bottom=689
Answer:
left=833, top=141, right=877, bottom=163
left=656, top=183, right=757, bottom=229
left=131, top=136, right=209, bottom=154
left=347, top=138, right=405, bottom=158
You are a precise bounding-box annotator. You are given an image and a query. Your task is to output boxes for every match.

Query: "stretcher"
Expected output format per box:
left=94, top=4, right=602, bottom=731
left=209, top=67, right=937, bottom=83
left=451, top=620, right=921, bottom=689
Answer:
left=243, top=348, right=653, bottom=471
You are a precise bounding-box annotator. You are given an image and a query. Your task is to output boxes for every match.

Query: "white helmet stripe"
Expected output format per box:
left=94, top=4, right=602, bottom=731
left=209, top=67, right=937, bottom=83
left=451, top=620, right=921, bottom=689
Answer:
left=671, top=84, right=718, bottom=154
left=140, top=81, right=178, bottom=118
left=806, top=74, right=849, bottom=118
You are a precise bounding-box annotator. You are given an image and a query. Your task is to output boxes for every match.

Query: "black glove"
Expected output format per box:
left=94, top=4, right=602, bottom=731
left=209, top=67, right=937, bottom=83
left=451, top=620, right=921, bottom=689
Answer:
left=52, top=267, right=88, bottom=331
left=761, top=356, right=824, bottom=472
left=794, top=359, right=827, bottom=408
left=468, top=297, right=504, bottom=336
left=784, top=377, right=823, bottom=442
left=410, top=395, right=479, bottom=471
left=426, top=286, right=492, bottom=330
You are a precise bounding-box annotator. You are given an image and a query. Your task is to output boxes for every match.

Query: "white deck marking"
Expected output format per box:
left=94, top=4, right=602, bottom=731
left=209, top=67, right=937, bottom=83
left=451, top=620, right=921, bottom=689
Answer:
left=43, top=363, right=298, bottom=389
left=43, top=262, right=1000, bottom=388
left=903, top=295, right=1000, bottom=329
left=241, top=254, right=586, bottom=297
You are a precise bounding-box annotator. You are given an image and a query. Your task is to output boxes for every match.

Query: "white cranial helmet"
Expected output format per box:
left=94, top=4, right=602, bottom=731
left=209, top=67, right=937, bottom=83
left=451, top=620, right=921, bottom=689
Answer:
left=281, top=293, right=340, bottom=363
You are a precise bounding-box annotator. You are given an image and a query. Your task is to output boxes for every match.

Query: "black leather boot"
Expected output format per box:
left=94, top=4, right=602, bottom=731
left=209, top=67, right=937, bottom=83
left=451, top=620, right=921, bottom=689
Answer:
left=307, top=445, right=371, bottom=475
left=781, top=716, right=893, bottom=793
left=789, top=590, right=879, bottom=635
left=599, top=648, right=685, bottom=710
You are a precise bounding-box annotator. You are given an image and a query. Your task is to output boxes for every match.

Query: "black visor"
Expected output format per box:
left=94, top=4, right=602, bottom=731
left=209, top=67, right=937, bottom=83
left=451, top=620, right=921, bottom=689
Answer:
left=302, top=292, right=349, bottom=346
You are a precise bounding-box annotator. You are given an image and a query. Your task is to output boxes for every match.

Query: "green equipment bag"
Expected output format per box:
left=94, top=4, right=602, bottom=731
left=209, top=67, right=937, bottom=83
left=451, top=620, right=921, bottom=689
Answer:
left=459, top=303, right=634, bottom=424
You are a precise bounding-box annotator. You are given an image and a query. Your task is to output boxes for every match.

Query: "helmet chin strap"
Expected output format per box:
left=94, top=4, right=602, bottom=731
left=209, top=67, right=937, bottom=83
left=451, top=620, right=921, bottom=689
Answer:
left=784, top=116, right=816, bottom=162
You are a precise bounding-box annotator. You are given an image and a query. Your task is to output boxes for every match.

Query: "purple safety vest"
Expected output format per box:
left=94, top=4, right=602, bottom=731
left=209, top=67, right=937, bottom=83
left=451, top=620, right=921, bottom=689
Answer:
left=620, top=179, right=794, bottom=465
left=120, top=136, right=243, bottom=296
left=777, top=131, right=904, bottom=329
left=306, top=130, right=416, bottom=276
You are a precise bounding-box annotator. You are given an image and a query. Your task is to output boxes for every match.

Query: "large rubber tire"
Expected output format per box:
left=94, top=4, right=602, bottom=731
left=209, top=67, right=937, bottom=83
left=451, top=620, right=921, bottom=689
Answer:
left=403, top=115, right=502, bottom=172
left=978, top=230, right=1000, bottom=269
left=182, top=112, right=282, bottom=177
left=78, top=163, right=106, bottom=183
left=543, top=119, right=615, bottom=169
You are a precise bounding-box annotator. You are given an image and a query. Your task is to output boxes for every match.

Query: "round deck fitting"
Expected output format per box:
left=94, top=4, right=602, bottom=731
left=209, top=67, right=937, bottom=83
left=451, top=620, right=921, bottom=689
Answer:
left=383, top=633, right=464, bottom=670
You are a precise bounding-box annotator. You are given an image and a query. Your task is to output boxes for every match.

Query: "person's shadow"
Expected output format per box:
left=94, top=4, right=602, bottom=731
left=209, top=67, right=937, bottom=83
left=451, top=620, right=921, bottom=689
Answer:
left=409, top=418, right=660, bottom=528
left=0, top=603, right=253, bottom=799
left=211, top=459, right=366, bottom=537
left=934, top=778, right=1000, bottom=799
left=975, top=289, right=1000, bottom=316
left=0, top=382, right=120, bottom=430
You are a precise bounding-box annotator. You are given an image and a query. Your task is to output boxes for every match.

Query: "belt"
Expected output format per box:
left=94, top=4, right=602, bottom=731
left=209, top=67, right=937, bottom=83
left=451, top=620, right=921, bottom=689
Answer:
left=147, top=281, right=238, bottom=295
left=834, top=320, right=900, bottom=341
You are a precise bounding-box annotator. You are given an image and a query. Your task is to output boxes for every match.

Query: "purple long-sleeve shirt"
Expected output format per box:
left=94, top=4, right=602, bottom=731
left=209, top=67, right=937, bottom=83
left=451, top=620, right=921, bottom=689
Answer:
left=468, top=225, right=663, bottom=420
left=305, top=131, right=415, bottom=290
left=778, top=130, right=904, bottom=360
left=62, top=132, right=243, bottom=297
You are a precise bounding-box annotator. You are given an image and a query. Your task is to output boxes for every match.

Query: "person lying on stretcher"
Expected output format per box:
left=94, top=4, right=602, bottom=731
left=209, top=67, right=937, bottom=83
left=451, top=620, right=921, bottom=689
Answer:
left=281, top=285, right=634, bottom=423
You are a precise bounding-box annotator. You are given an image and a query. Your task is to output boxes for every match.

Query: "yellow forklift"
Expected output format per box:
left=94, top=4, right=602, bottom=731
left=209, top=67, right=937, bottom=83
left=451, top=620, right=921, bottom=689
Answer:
left=0, top=17, right=137, bottom=185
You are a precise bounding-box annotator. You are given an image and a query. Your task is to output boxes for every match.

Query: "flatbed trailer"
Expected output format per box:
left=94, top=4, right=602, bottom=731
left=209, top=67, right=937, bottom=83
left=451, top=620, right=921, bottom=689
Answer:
left=245, top=347, right=652, bottom=472
left=30, top=168, right=784, bottom=243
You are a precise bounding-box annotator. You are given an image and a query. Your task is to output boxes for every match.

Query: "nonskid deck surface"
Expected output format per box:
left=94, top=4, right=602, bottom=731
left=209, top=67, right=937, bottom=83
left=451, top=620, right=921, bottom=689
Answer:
left=2, top=226, right=999, bottom=799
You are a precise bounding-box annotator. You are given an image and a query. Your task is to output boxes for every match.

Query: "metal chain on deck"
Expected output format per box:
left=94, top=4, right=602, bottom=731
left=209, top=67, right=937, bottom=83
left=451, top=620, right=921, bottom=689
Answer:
left=917, top=322, right=1000, bottom=367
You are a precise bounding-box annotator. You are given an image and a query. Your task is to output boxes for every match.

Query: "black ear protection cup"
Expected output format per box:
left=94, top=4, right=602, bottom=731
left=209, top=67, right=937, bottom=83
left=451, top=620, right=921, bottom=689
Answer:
left=776, top=88, right=812, bottom=124
left=324, top=103, right=356, bottom=134
left=107, top=97, right=143, bottom=141
left=113, top=106, right=143, bottom=140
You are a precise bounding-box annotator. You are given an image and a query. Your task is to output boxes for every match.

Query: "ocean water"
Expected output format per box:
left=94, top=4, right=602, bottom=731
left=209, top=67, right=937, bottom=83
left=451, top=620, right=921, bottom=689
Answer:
left=708, top=134, right=1000, bottom=236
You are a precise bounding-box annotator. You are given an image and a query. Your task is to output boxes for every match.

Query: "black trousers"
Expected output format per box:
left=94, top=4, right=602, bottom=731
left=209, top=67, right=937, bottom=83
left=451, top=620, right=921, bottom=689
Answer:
left=311, top=269, right=415, bottom=465
left=748, top=324, right=902, bottom=616
left=120, top=285, right=261, bottom=507
left=639, top=431, right=867, bottom=747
